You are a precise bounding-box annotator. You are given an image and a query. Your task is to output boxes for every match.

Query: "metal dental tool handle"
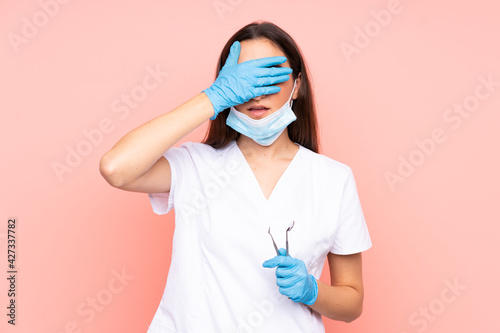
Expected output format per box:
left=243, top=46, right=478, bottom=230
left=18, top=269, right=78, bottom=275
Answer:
left=268, top=227, right=280, bottom=256
left=285, top=220, right=295, bottom=256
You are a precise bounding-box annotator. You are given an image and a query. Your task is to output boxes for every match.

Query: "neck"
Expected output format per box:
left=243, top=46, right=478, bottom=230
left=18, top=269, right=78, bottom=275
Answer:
left=236, top=128, right=298, bottom=160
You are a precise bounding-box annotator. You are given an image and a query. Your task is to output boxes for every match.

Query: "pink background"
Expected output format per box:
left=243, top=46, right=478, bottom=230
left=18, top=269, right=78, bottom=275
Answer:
left=2, top=0, right=499, bottom=332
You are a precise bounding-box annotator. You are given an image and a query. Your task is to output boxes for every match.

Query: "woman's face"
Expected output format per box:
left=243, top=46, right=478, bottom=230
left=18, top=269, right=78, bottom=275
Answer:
left=234, top=38, right=301, bottom=119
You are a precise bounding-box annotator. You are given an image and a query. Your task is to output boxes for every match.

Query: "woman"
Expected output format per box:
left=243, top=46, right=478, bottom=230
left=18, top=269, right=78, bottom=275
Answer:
left=100, top=21, right=372, bottom=332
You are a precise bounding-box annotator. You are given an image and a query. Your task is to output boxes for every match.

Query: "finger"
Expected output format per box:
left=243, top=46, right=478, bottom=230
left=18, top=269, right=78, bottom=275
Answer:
left=247, top=56, right=288, bottom=68
left=278, top=286, right=298, bottom=301
left=255, top=75, right=290, bottom=87
left=254, top=86, right=281, bottom=97
left=276, top=265, right=300, bottom=279
left=275, top=267, right=288, bottom=279
left=251, top=66, right=293, bottom=78
left=276, top=274, right=301, bottom=288
left=275, top=256, right=295, bottom=274
left=262, top=256, right=284, bottom=268
left=224, top=41, right=241, bottom=66
left=278, top=248, right=287, bottom=256
left=277, top=277, right=292, bottom=288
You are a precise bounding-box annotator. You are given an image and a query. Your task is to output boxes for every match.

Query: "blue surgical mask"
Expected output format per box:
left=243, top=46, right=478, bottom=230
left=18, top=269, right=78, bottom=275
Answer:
left=226, top=80, right=297, bottom=146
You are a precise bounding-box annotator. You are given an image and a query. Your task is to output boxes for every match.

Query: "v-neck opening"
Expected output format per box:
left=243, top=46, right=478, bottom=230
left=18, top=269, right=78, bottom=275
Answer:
left=232, top=140, right=302, bottom=203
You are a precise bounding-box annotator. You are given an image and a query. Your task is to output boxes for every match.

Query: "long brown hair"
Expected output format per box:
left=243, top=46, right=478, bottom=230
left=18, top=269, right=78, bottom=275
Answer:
left=202, top=21, right=319, bottom=153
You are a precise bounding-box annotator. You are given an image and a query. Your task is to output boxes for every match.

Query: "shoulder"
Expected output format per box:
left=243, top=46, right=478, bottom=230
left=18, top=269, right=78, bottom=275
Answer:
left=174, top=141, right=235, bottom=156
left=298, top=145, right=353, bottom=180
left=166, top=141, right=237, bottom=170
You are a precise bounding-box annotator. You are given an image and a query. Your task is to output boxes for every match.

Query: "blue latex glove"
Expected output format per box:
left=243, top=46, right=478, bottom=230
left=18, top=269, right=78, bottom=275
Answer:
left=203, top=41, right=293, bottom=120
left=262, top=248, right=318, bottom=305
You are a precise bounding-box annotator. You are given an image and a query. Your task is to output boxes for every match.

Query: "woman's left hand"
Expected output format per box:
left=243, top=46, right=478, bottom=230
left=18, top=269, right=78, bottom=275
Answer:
left=263, top=248, right=318, bottom=305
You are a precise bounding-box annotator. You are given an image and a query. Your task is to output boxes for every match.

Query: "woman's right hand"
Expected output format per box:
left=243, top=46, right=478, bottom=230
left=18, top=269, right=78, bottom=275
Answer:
left=203, top=41, right=293, bottom=120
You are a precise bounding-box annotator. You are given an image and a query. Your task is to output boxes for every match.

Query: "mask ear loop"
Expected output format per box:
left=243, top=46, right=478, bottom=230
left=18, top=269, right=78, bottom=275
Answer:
left=289, top=79, right=297, bottom=108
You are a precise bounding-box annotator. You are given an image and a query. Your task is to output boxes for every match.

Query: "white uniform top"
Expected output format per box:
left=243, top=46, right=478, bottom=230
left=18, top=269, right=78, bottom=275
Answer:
left=147, top=140, right=372, bottom=333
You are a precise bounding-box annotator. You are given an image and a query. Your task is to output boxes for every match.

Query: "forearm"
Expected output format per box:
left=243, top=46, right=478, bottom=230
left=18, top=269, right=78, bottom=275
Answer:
left=308, top=279, right=363, bottom=323
left=100, top=92, right=214, bottom=186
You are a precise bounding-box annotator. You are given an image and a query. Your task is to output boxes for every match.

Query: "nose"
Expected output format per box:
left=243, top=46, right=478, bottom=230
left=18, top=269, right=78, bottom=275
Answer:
left=252, top=94, right=267, bottom=101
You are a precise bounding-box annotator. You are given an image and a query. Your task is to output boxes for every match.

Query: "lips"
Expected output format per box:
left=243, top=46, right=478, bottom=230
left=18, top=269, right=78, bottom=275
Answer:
left=248, top=104, right=269, bottom=111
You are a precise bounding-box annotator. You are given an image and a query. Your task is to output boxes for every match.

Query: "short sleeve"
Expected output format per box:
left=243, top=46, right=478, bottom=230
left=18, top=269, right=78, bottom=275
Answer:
left=330, top=168, right=372, bottom=254
left=147, top=144, right=194, bottom=215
